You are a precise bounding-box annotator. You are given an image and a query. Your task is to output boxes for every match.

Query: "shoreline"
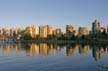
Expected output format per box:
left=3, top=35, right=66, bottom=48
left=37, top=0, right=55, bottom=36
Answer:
left=0, top=39, right=108, bottom=45
left=20, top=39, right=108, bottom=45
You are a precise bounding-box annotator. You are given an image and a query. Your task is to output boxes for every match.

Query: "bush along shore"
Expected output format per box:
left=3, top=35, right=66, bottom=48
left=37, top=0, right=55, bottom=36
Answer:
left=20, top=39, right=108, bottom=45
left=1, top=33, right=108, bottom=45
left=19, top=33, right=108, bottom=44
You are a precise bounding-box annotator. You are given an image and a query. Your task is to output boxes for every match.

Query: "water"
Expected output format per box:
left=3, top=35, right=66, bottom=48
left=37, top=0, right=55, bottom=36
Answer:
left=0, top=43, right=108, bottom=71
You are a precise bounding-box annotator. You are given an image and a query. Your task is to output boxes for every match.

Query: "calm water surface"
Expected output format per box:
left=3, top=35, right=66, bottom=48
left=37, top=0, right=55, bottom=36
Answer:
left=0, top=43, right=108, bottom=71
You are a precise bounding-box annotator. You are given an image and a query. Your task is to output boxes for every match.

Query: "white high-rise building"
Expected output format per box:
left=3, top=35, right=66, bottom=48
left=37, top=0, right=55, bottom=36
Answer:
left=47, top=25, right=53, bottom=36
left=25, top=26, right=32, bottom=36
left=40, top=25, right=47, bottom=38
left=32, top=25, right=39, bottom=38
left=25, top=25, right=39, bottom=38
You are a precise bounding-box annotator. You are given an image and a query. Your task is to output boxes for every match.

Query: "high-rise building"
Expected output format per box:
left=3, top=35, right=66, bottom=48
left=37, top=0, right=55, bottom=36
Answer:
left=92, top=20, right=101, bottom=34
left=0, top=29, right=3, bottom=35
left=78, top=27, right=88, bottom=36
left=25, top=26, right=33, bottom=36
left=40, top=25, right=48, bottom=38
left=52, top=29, right=56, bottom=36
left=10, top=29, right=14, bottom=38
left=32, top=25, right=39, bottom=38
left=13, top=28, right=25, bottom=40
left=107, top=26, right=108, bottom=34
left=2, top=28, right=13, bottom=38
left=56, top=28, right=62, bottom=37
left=47, top=25, right=53, bottom=36
left=25, top=25, right=39, bottom=38
left=66, top=25, right=74, bottom=36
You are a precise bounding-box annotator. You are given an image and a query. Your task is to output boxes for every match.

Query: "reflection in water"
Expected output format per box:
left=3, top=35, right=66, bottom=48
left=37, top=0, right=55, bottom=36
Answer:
left=79, top=45, right=89, bottom=55
left=0, top=43, right=108, bottom=61
left=92, top=45, right=108, bottom=61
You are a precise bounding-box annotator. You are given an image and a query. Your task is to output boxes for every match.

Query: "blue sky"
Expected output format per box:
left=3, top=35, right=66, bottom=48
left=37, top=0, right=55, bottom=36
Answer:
left=0, top=0, right=108, bottom=32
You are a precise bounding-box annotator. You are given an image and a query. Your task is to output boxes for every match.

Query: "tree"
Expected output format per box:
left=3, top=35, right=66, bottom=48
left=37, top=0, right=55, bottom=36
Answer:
left=102, top=29, right=106, bottom=35
left=57, top=35, right=70, bottom=40
left=22, top=33, right=33, bottom=40
left=81, top=35, right=90, bottom=40
left=71, top=35, right=78, bottom=40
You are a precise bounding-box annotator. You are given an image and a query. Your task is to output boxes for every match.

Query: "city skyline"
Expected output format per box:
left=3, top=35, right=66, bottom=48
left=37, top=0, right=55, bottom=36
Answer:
left=0, top=19, right=107, bottom=32
left=0, top=0, right=108, bottom=32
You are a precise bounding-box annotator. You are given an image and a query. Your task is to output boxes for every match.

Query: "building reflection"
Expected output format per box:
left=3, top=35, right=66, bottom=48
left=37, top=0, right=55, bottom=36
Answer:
left=0, top=43, right=108, bottom=61
left=91, top=45, right=108, bottom=61
left=39, top=43, right=50, bottom=56
left=29, top=43, right=39, bottom=56
left=23, top=43, right=62, bottom=56
left=92, top=45, right=101, bottom=61
left=66, top=44, right=75, bottom=56
left=79, top=44, right=89, bottom=55
left=0, top=44, right=23, bottom=54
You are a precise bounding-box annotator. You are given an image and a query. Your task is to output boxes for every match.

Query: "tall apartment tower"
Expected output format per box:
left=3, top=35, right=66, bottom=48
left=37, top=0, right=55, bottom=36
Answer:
left=92, top=20, right=101, bottom=35
left=66, top=25, right=74, bottom=36
left=47, top=25, right=53, bottom=36
left=40, top=25, right=48, bottom=38
left=32, top=25, right=39, bottom=38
